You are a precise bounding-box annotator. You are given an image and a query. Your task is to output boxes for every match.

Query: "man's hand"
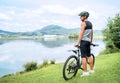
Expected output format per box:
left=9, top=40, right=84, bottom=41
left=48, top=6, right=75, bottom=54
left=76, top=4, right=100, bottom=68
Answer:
left=90, top=42, right=93, bottom=45
left=74, top=44, right=79, bottom=47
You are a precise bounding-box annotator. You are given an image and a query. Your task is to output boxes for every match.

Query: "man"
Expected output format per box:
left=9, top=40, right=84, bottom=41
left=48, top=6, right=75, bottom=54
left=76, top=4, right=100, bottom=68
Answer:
left=75, top=11, right=94, bottom=77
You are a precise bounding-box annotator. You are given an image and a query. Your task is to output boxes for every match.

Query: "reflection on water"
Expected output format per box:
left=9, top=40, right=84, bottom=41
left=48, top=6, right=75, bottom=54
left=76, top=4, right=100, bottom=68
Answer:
left=0, top=38, right=75, bottom=47
left=0, top=38, right=105, bottom=77
left=0, top=40, right=12, bottom=45
left=34, top=38, right=74, bottom=48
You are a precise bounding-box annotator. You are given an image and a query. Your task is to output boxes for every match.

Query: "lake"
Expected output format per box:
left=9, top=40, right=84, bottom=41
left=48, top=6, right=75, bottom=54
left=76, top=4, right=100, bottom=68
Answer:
left=0, top=38, right=105, bottom=77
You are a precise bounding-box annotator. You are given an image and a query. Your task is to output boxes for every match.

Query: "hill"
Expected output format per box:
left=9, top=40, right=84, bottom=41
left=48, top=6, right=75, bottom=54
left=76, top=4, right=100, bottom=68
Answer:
left=0, top=30, right=17, bottom=36
left=0, top=52, right=120, bottom=83
left=0, top=25, right=78, bottom=36
left=40, top=25, right=80, bottom=35
left=38, top=25, right=68, bottom=35
left=0, top=25, right=102, bottom=37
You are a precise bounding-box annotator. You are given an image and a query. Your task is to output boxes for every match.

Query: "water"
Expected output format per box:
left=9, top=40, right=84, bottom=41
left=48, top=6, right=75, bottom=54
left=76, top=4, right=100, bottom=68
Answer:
left=0, top=38, right=105, bottom=77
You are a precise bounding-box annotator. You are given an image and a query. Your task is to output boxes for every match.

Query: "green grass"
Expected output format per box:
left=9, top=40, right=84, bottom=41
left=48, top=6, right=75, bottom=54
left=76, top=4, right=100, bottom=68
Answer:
left=0, top=53, right=120, bottom=83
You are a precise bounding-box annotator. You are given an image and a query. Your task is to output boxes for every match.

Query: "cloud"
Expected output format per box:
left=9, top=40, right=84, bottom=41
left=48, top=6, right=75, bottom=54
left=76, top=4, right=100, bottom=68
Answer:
left=0, top=13, right=12, bottom=20
left=0, top=56, right=10, bottom=62
left=41, top=5, right=75, bottom=16
left=31, top=8, right=44, bottom=15
left=0, top=0, right=120, bottom=32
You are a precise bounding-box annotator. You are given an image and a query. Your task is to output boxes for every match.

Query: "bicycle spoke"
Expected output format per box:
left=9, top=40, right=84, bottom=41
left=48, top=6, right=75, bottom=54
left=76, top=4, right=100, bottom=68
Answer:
left=65, top=58, right=77, bottom=78
left=63, top=55, right=78, bottom=80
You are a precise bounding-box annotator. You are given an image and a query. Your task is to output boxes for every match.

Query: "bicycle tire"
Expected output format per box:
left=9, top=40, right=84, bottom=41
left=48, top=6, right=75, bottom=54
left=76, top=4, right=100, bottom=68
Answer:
left=63, top=55, right=78, bottom=80
left=91, top=54, right=95, bottom=66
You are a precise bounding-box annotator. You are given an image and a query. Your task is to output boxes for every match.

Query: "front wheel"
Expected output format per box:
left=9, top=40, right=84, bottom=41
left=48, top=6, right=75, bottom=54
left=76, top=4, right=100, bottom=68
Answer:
left=63, top=55, right=78, bottom=80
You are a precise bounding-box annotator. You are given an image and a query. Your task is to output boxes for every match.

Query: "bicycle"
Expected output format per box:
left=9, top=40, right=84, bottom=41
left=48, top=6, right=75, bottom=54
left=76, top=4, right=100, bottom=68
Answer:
left=62, top=44, right=99, bottom=80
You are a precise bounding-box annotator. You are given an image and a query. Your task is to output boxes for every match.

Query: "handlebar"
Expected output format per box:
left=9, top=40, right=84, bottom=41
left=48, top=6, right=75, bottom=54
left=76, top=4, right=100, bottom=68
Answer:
left=75, top=43, right=99, bottom=48
left=91, top=44, right=99, bottom=47
left=68, top=44, right=99, bottom=54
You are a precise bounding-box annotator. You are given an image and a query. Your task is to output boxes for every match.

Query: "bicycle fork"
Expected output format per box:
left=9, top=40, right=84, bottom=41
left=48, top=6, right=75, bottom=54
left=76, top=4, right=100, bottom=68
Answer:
left=77, top=56, right=84, bottom=70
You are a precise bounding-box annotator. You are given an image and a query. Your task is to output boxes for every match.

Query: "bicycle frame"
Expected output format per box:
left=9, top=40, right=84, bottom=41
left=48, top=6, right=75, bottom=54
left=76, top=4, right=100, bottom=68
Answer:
left=71, top=44, right=98, bottom=71
left=73, top=46, right=84, bottom=70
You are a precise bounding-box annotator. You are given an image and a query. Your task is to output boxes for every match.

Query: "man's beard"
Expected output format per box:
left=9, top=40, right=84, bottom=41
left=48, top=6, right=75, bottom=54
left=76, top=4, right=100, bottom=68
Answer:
left=81, top=19, right=84, bottom=22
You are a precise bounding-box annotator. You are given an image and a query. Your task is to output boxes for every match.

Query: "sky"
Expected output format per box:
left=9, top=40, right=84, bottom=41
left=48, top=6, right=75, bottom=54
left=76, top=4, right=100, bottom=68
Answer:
left=0, top=0, right=120, bottom=32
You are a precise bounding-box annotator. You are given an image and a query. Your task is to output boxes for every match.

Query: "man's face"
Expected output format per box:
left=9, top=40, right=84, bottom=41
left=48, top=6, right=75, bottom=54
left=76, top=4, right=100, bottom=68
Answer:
left=80, top=16, right=86, bottom=21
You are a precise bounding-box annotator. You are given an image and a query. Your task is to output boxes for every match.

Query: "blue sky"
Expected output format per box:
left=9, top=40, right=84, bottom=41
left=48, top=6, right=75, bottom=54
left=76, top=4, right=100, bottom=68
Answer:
left=0, top=0, right=120, bottom=32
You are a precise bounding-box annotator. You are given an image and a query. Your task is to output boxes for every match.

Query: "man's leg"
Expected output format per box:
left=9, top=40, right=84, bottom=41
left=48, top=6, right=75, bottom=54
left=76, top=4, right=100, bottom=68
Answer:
left=81, top=57, right=89, bottom=77
left=82, top=58, right=87, bottom=72
left=86, top=41, right=94, bottom=73
left=88, top=56, right=94, bottom=70
left=88, top=56, right=94, bottom=74
left=80, top=41, right=89, bottom=77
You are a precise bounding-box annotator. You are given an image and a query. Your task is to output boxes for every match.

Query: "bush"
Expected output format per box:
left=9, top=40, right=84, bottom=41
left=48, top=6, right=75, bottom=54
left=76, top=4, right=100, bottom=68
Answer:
left=103, top=13, right=120, bottom=49
left=38, top=60, right=49, bottom=69
left=100, top=47, right=119, bottom=54
left=42, top=60, right=48, bottom=66
left=103, top=13, right=120, bottom=54
left=68, top=33, right=79, bottom=38
left=2, top=74, right=14, bottom=78
left=16, top=71, right=25, bottom=75
left=24, top=61, right=37, bottom=72
left=50, top=59, right=55, bottom=64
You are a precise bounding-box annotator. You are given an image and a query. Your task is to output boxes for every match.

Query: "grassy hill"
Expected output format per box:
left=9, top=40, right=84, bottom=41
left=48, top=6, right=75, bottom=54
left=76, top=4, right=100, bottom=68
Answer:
left=0, top=52, right=120, bottom=83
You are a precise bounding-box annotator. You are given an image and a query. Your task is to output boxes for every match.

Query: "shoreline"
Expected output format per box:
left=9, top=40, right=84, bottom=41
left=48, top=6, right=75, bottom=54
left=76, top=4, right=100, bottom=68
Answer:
left=0, top=35, right=104, bottom=40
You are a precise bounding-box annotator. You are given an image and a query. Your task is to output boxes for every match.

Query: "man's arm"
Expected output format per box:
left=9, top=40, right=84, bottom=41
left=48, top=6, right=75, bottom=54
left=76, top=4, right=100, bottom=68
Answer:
left=75, top=22, right=86, bottom=47
left=90, top=28, right=93, bottom=44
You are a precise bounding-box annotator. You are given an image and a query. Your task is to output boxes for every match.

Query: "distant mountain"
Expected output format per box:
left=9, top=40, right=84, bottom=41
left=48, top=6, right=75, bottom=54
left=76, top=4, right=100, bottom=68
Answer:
left=0, top=30, right=41, bottom=36
left=39, top=25, right=79, bottom=35
left=0, top=30, right=17, bottom=36
left=0, top=25, right=102, bottom=37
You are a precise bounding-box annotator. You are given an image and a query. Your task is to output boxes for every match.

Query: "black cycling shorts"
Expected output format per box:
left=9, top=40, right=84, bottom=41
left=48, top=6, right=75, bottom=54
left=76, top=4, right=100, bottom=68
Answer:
left=80, top=40, right=91, bottom=58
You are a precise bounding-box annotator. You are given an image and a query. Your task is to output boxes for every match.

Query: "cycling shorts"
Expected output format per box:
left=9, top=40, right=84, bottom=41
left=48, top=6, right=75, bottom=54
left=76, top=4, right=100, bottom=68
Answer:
left=80, top=40, right=91, bottom=58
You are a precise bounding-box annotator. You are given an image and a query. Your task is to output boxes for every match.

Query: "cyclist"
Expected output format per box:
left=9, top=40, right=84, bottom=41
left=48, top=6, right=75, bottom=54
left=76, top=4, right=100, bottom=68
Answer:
left=75, top=11, right=94, bottom=77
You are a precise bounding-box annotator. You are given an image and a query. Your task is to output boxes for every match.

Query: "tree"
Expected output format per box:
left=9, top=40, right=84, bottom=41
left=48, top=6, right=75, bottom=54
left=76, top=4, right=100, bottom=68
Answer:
left=103, top=13, right=120, bottom=51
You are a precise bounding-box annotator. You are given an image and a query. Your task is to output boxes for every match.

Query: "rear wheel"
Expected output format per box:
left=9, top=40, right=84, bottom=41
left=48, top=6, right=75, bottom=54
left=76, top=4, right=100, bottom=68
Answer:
left=91, top=54, right=95, bottom=66
left=87, top=54, right=95, bottom=66
left=63, top=55, right=78, bottom=80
